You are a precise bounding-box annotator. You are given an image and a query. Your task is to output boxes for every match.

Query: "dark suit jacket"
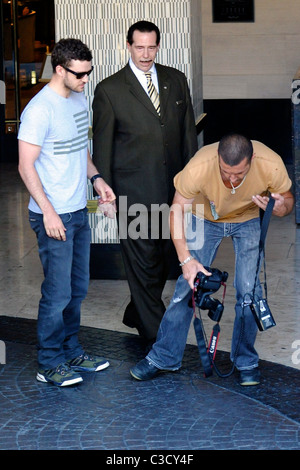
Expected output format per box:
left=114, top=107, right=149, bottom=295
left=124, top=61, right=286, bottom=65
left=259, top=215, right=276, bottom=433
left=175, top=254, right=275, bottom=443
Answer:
left=92, top=63, right=198, bottom=209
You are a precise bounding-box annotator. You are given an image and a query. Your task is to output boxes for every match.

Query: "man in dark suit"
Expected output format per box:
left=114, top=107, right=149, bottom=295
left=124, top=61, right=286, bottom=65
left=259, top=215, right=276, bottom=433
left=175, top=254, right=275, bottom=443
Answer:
left=92, top=21, right=198, bottom=345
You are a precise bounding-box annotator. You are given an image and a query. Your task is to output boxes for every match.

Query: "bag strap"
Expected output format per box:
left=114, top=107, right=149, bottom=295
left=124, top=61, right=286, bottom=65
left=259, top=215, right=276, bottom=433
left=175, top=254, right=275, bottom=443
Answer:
left=259, top=196, right=275, bottom=249
left=253, top=196, right=275, bottom=299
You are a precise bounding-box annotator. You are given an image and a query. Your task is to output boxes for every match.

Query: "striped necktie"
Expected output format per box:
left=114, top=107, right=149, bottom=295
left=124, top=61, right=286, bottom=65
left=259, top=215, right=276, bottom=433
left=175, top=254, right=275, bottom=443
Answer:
left=145, top=72, right=160, bottom=116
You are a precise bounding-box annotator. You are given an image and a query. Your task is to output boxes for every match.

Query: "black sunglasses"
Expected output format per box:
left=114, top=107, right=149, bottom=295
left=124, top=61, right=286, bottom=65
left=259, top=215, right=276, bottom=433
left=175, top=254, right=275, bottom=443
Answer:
left=62, top=65, right=94, bottom=79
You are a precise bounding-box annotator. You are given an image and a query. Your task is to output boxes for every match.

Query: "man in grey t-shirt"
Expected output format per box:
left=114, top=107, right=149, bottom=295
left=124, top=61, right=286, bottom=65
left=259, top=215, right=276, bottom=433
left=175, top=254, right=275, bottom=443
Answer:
left=18, top=38, right=116, bottom=387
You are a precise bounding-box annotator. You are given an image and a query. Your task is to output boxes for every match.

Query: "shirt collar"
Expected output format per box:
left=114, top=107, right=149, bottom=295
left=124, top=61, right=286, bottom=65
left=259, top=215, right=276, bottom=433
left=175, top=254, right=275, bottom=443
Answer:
left=129, top=58, right=157, bottom=78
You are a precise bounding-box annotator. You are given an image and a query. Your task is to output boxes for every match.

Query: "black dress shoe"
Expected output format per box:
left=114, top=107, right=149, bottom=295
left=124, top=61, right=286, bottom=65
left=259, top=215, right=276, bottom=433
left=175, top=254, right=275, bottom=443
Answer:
left=130, top=358, right=163, bottom=381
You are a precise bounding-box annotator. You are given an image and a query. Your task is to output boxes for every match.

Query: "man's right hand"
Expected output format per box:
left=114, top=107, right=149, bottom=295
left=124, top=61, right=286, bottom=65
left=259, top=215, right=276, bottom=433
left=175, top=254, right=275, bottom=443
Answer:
left=18, top=140, right=67, bottom=241
left=43, top=211, right=66, bottom=241
left=182, top=259, right=211, bottom=289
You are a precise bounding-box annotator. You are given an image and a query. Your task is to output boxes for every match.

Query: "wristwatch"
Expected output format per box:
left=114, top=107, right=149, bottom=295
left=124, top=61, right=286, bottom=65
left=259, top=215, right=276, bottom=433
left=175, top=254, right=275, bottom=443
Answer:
left=90, top=173, right=102, bottom=185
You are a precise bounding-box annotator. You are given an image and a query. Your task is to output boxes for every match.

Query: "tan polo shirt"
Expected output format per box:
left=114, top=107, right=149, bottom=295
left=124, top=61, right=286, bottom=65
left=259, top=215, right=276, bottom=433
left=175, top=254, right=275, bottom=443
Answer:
left=174, top=141, right=292, bottom=223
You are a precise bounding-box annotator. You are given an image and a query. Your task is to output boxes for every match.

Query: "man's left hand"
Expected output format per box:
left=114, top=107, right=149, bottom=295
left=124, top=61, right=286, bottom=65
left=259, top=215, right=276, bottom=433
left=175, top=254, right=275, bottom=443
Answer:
left=252, top=191, right=294, bottom=217
left=93, top=177, right=116, bottom=203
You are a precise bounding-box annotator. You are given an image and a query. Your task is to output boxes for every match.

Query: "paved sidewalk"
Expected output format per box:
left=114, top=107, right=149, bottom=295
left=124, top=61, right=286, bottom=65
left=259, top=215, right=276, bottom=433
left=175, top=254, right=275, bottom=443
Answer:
left=0, top=316, right=299, bottom=451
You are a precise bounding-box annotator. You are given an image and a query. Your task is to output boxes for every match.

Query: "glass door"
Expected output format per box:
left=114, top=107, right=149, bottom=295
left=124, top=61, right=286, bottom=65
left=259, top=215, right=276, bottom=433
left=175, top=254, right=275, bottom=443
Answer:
left=1, top=0, right=55, bottom=162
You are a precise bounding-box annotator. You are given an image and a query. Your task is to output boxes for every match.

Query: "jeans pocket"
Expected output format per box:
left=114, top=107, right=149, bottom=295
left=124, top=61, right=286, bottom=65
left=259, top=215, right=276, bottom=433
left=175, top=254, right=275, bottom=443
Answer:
left=59, top=212, right=72, bottom=225
left=29, top=215, right=41, bottom=233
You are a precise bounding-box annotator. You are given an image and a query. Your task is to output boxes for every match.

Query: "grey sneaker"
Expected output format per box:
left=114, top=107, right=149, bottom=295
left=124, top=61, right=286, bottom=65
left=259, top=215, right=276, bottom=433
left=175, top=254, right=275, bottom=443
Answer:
left=67, top=353, right=109, bottom=372
left=36, top=363, right=83, bottom=387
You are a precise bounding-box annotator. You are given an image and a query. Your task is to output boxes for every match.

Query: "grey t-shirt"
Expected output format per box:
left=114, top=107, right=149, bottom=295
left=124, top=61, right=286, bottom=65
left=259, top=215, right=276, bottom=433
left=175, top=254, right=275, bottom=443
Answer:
left=18, top=84, right=89, bottom=214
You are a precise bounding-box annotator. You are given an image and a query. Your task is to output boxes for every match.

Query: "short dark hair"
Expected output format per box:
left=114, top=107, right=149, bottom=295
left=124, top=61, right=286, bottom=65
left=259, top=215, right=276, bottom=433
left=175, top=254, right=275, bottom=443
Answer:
left=127, top=21, right=160, bottom=45
left=51, top=38, right=93, bottom=72
left=218, top=133, right=253, bottom=166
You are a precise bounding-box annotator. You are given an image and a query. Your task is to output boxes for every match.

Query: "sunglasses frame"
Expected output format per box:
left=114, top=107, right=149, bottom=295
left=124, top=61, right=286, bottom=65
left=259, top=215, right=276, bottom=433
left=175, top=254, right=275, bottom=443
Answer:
left=62, top=65, right=94, bottom=79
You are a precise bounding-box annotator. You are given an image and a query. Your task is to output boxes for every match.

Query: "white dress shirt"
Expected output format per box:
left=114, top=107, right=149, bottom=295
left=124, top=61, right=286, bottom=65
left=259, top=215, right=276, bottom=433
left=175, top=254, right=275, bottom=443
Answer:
left=129, top=58, right=160, bottom=95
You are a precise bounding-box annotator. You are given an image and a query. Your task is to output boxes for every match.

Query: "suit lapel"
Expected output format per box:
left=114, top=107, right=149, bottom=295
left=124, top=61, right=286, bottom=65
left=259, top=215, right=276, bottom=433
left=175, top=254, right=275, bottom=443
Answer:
left=156, top=64, right=170, bottom=120
left=124, top=64, right=160, bottom=118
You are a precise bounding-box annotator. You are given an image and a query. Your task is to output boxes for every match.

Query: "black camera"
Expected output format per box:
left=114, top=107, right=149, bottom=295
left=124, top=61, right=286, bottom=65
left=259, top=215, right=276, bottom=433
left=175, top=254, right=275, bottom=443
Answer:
left=192, top=267, right=228, bottom=322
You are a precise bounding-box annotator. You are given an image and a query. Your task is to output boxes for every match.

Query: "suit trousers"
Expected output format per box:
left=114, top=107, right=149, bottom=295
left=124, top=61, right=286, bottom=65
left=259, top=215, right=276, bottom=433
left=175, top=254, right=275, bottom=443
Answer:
left=119, top=210, right=173, bottom=341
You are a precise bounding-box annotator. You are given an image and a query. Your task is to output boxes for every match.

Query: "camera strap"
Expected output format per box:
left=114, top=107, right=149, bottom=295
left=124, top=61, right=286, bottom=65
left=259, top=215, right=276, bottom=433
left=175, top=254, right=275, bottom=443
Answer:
left=192, top=290, right=211, bottom=377
left=259, top=195, right=275, bottom=250
left=193, top=315, right=214, bottom=377
left=253, top=196, right=275, bottom=297
left=250, top=196, right=277, bottom=331
left=192, top=283, right=226, bottom=378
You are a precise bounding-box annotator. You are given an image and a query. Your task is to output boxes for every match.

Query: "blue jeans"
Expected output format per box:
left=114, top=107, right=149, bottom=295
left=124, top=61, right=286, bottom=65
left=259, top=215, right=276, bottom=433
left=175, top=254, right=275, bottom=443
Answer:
left=148, top=215, right=262, bottom=371
left=29, top=208, right=91, bottom=370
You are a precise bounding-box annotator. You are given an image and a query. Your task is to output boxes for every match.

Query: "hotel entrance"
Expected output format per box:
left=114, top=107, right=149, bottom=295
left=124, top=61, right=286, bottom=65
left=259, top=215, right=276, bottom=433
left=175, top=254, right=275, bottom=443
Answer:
left=0, top=0, right=55, bottom=162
